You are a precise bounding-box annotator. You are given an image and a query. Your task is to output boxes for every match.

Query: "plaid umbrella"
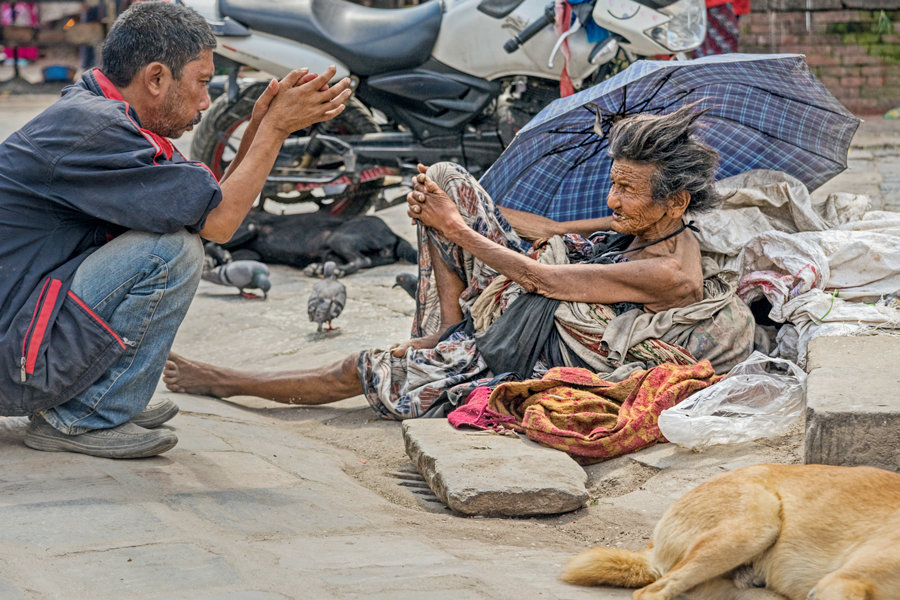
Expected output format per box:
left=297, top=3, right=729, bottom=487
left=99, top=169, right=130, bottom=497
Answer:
left=479, top=53, right=860, bottom=221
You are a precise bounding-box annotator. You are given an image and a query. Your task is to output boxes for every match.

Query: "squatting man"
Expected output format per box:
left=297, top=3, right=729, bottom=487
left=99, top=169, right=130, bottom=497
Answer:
left=0, top=1, right=351, bottom=458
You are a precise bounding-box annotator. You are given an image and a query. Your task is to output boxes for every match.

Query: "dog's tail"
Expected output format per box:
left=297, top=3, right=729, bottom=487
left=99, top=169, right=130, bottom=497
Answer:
left=394, top=237, right=417, bottom=264
left=560, top=546, right=658, bottom=588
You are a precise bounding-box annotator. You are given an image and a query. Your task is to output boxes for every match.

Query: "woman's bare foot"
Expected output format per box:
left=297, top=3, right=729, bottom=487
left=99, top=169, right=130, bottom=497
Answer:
left=164, top=353, right=235, bottom=397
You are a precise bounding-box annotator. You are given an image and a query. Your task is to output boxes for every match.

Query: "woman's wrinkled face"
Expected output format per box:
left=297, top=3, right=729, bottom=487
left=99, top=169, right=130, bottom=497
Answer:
left=605, top=159, right=668, bottom=236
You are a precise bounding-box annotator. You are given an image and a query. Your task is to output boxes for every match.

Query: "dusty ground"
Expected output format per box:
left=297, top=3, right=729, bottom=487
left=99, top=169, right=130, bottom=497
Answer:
left=298, top=403, right=802, bottom=551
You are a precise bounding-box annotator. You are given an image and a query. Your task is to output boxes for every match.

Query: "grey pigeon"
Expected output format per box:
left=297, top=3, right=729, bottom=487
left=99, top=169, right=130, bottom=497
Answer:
left=202, top=260, right=271, bottom=299
left=393, top=272, right=417, bottom=299
left=307, top=261, right=346, bottom=332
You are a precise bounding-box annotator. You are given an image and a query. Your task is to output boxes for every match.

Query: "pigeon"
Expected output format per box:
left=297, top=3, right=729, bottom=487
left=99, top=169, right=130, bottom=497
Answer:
left=393, top=272, right=417, bottom=299
left=308, top=261, right=346, bottom=332
left=202, top=260, right=271, bottom=299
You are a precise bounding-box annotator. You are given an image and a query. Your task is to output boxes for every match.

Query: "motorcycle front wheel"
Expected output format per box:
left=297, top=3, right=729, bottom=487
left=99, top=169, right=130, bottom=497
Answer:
left=191, top=81, right=383, bottom=217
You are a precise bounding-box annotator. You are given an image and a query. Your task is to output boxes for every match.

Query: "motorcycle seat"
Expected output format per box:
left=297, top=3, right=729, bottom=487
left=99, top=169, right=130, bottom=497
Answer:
left=217, top=0, right=443, bottom=76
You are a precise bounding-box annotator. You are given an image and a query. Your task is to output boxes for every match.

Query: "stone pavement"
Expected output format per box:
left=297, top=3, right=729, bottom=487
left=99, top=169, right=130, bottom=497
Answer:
left=0, top=96, right=898, bottom=599
left=0, top=401, right=619, bottom=600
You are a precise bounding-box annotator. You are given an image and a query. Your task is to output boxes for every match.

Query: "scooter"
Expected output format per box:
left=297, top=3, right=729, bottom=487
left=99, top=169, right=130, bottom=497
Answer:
left=181, top=0, right=706, bottom=216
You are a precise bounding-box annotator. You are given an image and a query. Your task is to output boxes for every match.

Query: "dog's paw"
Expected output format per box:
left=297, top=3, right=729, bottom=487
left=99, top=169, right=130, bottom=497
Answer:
left=303, top=263, right=324, bottom=277
left=304, top=262, right=348, bottom=278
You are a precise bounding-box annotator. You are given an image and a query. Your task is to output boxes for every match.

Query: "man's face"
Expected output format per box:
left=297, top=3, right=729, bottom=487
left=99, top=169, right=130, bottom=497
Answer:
left=144, top=49, right=214, bottom=139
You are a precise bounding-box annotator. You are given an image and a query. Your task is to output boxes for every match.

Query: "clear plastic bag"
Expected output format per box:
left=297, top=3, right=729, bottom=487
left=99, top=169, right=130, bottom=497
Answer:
left=657, top=351, right=807, bottom=451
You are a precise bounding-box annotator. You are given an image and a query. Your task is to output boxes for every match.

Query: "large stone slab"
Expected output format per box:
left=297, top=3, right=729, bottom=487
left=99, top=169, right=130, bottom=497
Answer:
left=804, top=335, right=900, bottom=471
left=402, top=419, right=588, bottom=516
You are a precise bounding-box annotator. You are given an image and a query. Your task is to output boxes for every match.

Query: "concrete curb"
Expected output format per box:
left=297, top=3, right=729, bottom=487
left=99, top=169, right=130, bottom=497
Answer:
left=804, top=335, right=900, bottom=472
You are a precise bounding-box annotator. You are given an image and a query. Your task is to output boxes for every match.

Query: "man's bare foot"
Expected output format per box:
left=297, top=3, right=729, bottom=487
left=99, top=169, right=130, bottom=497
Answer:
left=163, top=353, right=233, bottom=397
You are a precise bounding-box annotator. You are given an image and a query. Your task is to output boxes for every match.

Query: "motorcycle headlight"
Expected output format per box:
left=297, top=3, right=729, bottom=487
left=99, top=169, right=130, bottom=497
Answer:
left=646, top=0, right=707, bottom=53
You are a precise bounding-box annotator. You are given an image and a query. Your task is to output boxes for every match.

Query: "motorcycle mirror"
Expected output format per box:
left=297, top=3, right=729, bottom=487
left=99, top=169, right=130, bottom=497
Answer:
left=589, top=38, right=619, bottom=66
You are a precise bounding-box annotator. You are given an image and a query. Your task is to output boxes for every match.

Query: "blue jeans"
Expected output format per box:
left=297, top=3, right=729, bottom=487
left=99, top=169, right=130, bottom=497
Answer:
left=41, top=230, right=203, bottom=434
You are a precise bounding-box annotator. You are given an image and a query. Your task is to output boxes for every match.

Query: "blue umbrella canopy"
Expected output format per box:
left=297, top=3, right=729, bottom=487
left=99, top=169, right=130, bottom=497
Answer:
left=479, top=53, right=860, bottom=221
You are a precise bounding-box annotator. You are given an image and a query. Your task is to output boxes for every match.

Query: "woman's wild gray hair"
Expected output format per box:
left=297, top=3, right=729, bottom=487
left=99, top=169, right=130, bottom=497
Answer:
left=607, top=104, right=721, bottom=213
left=101, top=1, right=217, bottom=87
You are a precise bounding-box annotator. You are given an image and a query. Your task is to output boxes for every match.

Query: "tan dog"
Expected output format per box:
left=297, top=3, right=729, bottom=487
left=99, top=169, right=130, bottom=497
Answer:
left=561, top=464, right=900, bottom=599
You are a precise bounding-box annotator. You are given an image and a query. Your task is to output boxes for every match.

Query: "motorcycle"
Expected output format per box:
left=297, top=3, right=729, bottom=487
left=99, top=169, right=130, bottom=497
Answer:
left=181, top=0, right=706, bottom=216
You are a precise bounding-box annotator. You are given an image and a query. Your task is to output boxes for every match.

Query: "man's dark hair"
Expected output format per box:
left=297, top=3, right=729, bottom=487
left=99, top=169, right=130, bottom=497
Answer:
left=607, top=104, right=722, bottom=213
left=101, top=1, right=217, bottom=87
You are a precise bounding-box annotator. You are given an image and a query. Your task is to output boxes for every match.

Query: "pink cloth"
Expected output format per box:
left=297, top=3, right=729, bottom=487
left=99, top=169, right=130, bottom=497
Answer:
left=447, top=387, right=515, bottom=431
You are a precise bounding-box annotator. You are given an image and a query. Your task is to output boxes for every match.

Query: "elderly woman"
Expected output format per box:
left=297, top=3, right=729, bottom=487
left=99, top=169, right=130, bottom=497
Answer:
left=164, top=106, right=755, bottom=418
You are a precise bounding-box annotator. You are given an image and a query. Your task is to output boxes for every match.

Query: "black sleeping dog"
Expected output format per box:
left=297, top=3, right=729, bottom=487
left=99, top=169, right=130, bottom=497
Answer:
left=205, top=210, right=417, bottom=277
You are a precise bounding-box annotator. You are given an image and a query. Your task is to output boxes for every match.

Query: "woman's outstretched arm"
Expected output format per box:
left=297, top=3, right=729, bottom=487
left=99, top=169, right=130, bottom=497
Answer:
left=407, top=170, right=701, bottom=310
left=498, top=206, right=616, bottom=240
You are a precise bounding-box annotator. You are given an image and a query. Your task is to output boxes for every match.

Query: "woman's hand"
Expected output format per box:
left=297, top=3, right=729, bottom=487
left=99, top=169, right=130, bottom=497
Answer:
left=406, top=164, right=467, bottom=235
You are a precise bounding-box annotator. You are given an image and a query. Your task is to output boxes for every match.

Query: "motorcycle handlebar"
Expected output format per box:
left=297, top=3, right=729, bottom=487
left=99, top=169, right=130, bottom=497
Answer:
left=503, top=3, right=556, bottom=54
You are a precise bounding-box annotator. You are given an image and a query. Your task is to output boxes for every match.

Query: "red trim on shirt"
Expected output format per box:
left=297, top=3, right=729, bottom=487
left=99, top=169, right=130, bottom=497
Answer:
left=194, top=161, right=219, bottom=183
left=92, top=68, right=124, bottom=101
left=21, top=278, right=49, bottom=363
left=91, top=68, right=175, bottom=162
left=67, top=291, right=126, bottom=350
left=171, top=145, right=220, bottom=184
left=25, top=279, right=62, bottom=375
left=140, top=128, right=174, bottom=160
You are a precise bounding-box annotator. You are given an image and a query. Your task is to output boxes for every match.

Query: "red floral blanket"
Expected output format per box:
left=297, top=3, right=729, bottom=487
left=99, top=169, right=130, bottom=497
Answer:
left=450, top=362, right=722, bottom=464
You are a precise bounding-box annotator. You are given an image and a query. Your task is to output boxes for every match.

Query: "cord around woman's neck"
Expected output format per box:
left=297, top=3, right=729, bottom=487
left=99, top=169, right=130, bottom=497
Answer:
left=607, top=220, right=697, bottom=259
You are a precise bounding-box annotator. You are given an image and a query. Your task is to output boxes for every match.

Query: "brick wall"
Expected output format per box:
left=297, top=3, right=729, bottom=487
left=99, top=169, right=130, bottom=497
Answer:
left=739, top=1, right=900, bottom=114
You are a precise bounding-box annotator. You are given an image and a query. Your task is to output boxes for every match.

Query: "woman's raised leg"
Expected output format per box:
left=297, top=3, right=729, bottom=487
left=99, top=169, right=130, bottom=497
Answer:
left=390, top=237, right=465, bottom=356
left=410, top=162, right=529, bottom=339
